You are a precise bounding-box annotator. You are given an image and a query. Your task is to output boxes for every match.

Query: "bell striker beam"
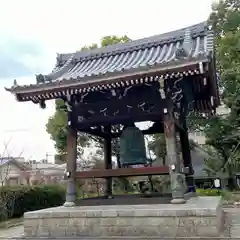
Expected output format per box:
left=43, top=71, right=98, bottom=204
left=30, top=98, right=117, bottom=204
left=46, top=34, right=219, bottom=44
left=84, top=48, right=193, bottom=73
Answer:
left=163, top=107, right=186, bottom=204
left=104, top=126, right=112, bottom=198
left=63, top=97, right=78, bottom=207
left=179, top=116, right=195, bottom=193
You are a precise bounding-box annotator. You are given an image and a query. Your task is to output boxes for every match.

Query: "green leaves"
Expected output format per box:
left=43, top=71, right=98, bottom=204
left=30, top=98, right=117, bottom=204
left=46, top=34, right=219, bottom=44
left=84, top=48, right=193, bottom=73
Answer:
left=209, top=0, right=240, bottom=38
left=101, top=35, right=130, bottom=47
left=46, top=99, right=68, bottom=156
left=203, top=0, right=240, bottom=179
left=0, top=185, right=65, bottom=221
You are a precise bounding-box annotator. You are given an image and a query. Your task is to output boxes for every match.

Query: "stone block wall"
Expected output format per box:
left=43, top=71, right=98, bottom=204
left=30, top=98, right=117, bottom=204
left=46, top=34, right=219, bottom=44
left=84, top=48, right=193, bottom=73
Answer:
left=23, top=197, right=225, bottom=238
left=24, top=215, right=222, bottom=237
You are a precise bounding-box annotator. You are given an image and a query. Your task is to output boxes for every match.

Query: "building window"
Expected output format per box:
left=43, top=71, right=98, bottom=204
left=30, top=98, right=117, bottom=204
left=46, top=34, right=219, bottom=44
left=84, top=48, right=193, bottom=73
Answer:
left=193, top=131, right=205, bottom=137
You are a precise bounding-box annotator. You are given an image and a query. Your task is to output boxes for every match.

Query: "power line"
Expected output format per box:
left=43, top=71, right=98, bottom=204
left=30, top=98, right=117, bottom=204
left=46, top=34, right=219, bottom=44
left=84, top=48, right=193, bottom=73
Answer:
left=1, top=128, right=31, bottom=133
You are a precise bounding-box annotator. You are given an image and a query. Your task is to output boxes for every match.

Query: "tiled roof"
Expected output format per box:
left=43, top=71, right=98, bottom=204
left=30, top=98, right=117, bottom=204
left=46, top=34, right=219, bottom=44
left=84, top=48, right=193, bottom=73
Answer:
left=0, top=158, right=12, bottom=165
left=0, top=157, right=31, bottom=170
left=6, top=21, right=214, bottom=99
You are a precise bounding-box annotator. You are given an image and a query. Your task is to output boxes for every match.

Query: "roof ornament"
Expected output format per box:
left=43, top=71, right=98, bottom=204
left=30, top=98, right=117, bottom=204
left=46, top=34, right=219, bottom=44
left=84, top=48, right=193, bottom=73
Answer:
left=36, top=74, right=51, bottom=84
left=175, top=28, right=192, bottom=59
left=13, top=79, right=18, bottom=87
left=56, top=53, right=64, bottom=67
left=36, top=74, right=46, bottom=84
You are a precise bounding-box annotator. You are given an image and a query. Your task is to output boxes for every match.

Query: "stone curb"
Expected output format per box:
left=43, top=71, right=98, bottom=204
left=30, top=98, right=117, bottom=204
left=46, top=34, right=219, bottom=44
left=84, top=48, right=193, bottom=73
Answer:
left=223, top=204, right=240, bottom=208
left=8, top=237, right=240, bottom=239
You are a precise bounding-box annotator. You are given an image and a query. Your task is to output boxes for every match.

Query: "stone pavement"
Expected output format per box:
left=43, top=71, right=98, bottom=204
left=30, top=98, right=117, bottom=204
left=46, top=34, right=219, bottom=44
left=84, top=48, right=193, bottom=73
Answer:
left=0, top=225, right=23, bottom=239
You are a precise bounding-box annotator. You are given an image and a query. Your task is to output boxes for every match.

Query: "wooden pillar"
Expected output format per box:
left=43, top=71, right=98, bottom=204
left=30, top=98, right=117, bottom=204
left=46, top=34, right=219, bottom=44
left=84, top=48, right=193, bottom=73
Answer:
left=104, top=126, right=112, bottom=198
left=179, top=118, right=196, bottom=193
left=163, top=109, right=186, bottom=204
left=63, top=124, right=77, bottom=207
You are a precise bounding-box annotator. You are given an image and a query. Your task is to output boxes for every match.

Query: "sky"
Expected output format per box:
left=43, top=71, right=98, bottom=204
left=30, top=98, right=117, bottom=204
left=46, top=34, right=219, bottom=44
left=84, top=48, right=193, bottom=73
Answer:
left=0, top=0, right=214, bottom=162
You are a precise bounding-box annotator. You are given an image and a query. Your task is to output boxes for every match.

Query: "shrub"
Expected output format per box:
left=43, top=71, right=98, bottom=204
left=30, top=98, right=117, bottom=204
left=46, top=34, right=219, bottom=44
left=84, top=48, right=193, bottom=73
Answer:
left=196, top=188, right=232, bottom=199
left=0, top=185, right=65, bottom=221
left=196, top=188, right=222, bottom=196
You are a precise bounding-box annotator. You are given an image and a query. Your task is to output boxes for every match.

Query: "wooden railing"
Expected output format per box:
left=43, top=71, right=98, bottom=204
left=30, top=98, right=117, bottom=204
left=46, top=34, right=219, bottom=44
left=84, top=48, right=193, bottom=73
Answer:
left=75, top=166, right=169, bottom=179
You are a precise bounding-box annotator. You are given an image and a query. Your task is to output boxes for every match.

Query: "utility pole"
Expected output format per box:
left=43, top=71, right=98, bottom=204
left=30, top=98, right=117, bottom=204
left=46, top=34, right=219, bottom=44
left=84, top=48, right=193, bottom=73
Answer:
left=2, top=128, right=31, bottom=133
left=45, top=152, right=53, bottom=163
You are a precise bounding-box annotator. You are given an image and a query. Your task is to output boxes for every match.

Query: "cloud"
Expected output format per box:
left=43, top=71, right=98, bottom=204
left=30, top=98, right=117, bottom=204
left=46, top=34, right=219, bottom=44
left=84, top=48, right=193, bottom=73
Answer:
left=0, top=86, right=56, bottom=161
left=0, top=35, right=50, bottom=80
left=0, top=0, right=213, bottom=161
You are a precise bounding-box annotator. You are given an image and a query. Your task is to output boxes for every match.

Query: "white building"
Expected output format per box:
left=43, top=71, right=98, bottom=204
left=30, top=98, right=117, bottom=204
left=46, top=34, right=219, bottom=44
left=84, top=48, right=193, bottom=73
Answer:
left=189, top=104, right=230, bottom=145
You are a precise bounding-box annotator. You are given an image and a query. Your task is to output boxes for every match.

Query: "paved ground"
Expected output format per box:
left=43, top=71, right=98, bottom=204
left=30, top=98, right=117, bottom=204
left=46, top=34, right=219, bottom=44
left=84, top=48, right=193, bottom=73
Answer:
left=0, top=225, right=23, bottom=239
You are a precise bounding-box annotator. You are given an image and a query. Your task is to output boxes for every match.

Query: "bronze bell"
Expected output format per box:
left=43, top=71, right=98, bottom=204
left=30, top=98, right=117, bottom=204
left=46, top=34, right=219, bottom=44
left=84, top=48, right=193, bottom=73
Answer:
left=119, top=125, right=148, bottom=166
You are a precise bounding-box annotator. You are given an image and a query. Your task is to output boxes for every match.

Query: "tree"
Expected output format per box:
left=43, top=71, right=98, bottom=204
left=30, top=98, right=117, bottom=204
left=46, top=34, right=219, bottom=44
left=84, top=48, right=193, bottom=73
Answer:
left=148, top=0, right=240, bottom=180
left=46, top=36, right=131, bottom=160
left=0, top=140, right=30, bottom=221
left=209, top=0, right=240, bottom=108
left=203, top=0, right=240, bottom=188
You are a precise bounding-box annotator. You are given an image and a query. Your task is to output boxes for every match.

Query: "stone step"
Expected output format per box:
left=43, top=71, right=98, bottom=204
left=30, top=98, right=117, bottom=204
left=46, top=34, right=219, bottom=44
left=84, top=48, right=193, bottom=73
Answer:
left=229, top=210, right=240, bottom=238
left=230, top=216, right=240, bottom=224
left=231, top=230, right=240, bottom=237
left=11, top=237, right=238, bottom=240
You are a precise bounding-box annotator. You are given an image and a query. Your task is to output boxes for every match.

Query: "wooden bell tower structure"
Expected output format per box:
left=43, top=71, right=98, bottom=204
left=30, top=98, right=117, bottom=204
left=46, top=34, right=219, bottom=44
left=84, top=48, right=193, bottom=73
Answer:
left=6, top=21, right=219, bottom=205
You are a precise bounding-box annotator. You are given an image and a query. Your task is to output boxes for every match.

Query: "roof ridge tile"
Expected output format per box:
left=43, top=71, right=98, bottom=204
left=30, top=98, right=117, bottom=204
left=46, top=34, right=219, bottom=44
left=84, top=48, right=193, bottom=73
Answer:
left=58, top=21, right=208, bottom=64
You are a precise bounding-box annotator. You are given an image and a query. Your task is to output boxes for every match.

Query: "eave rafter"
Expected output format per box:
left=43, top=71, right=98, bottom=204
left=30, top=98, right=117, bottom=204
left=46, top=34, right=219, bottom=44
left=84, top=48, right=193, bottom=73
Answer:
left=8, top=62, right=205, bottom=103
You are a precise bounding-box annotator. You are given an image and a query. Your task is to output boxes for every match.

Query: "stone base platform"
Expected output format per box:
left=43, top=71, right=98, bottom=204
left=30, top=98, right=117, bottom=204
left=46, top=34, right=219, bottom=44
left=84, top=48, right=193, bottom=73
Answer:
left=23, top=197, right=225, bottom=238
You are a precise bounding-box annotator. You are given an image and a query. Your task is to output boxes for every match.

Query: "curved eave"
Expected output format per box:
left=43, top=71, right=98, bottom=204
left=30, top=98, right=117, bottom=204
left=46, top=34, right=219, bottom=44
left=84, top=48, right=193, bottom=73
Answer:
left=5, top=87, right=12, bottom=92
left=5, top=56, right=210, bottom=101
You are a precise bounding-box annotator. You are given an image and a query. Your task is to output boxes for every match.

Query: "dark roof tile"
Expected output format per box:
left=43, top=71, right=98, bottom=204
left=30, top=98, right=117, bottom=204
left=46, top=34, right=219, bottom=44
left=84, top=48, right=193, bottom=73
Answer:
left=6, top=21, right=214, bottom=95
left=58, top=21, right=209, bottom=63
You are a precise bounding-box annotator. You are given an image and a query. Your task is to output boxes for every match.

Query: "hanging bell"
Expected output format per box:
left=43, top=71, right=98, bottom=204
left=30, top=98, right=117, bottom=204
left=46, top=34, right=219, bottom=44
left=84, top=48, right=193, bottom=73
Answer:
left=119, top=125, right=148, bottom=166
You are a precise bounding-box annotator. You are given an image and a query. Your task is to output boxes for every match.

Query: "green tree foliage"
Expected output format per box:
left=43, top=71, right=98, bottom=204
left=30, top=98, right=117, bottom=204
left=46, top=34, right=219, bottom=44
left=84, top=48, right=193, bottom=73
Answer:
left=101, top=35, right=130, bottom=47
left=46, top=36, right=130, bottom=160
left=204, top=0, right=240, bottom=184
left=149, top=0, right=240, bottom=176
left=0, top=185, right=65, bottom=221
left=46, top=100, right=67, bottom=156
left=209, top=0, right=240, bottom=108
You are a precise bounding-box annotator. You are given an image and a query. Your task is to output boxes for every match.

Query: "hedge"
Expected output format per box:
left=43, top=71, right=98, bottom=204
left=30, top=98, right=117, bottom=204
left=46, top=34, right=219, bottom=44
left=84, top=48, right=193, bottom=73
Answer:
left=196, top=188, right=222, bottom=196
left=196, top=188, right=232, bottom=200
left=0, top=185, right=65, bottom=221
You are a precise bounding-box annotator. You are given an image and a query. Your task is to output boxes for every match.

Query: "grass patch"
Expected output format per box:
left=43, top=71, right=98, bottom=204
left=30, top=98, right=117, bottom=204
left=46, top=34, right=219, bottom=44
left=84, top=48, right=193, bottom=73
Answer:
left=196, top=188, right=238, bottom=204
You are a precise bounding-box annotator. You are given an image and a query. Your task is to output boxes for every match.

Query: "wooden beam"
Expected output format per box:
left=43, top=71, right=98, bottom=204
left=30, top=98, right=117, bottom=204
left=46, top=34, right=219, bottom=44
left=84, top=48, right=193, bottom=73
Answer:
left=163, top=106, right=186, bottom=203
left=111, top=121, right=164, bottom=138
left=64, top=126, right=77, bottom=206
left=174, top=117, right=184, bottom=131
left=78, top=127, right=108, bottom=138
left=74, top=112, right=163, bottom=130
left=74, top=166, right=169, bottom=179
left=179, top=115, right=195, bottom=192
left=104, top=126, right=112, bottom=197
